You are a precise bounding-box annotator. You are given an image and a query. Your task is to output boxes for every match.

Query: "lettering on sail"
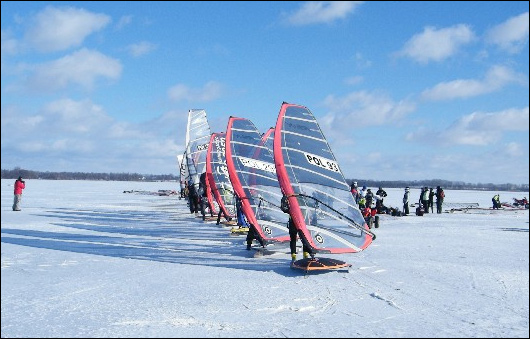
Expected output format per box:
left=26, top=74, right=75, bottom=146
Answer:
left=304, top=152, right=340, bottom=173
left=239, top=156, right=276, bottom=173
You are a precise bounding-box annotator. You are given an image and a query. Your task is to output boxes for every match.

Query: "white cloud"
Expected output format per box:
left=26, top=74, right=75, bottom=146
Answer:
left=319, top=90, right=415, bottom=159
left=408, top=107, right=529, bottom=146
left=42, top=98, right=113, bottom=134
left=116, top=15, right=133, bottom=30
left=452, top=107, right=529, bottom=132
left=284, top=1, right=364, bottom=26
left=1, top=98, right=184, bottom=172
left=397, top=24, right=475, bottom=63
left=322, top=90, right=416, bottom=129
left=25, top=6, right=111, bottom=53
left=27, top=48, right=122, bottom=92
left=353, top=52, right=372, bottom=69
left=421, top=65, right=526, bottom=101
left=344, top=75, right=364, bottom=86
left=1, top=29, right=21, bottom=56
left=126, top=41, right=157, bottom=57
left=167, top=81, right=223, bottom=102
left=486, top=12, right=529, bottom=53
left=504, top=142, right=524, bottom=157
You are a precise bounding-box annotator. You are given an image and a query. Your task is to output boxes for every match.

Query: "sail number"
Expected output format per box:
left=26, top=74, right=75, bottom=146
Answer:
left=304, top=152, right=340, bottom=173
left=197, top=143, right=209, bottom=151
left=239, top=156, right=276, bottom=173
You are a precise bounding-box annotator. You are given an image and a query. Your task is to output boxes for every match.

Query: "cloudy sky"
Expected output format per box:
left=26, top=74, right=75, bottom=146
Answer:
left=1, top=1, right=528, bottom=184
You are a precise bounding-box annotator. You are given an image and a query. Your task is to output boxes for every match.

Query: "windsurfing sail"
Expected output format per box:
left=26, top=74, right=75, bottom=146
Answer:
left=274, top=102, right=375, bottom=254
left=225, top=117, right=290, bottom=245
left=185, top=109, right=212, bottom=190
left=206, top=132, right=234, bottom=219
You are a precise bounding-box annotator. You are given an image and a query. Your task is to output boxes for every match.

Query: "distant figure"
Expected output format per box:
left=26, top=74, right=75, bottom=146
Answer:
left=350, top=181, right=360, bottom=204
left=428, top=188, right=434, bottom=213
left=359, top=185, right=368, bottom=199
left=281, top=195, right=313, bottom=261
left=12, top=176, right=25, bottom=211
left=187, top=180, right=199, bottom=215
left=403, top=187, right=410, bottom=215
left=375, top=187, right=388, bottom=213
left=365, top=189, right=375, bottom=209
left=492, top=194, right=501, bottom=209
left=421, top=187, right=429, bottom=213
left=435, top=186, right=445, bottom=214
left=199, top=172, right=214, bottom=221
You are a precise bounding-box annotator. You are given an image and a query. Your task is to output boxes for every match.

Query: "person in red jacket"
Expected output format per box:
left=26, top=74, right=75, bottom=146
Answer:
left=13, top=176, right=25, bottom=211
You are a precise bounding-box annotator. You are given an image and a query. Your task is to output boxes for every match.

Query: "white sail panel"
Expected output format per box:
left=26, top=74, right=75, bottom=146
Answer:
left=185, top=109, right=211, bottom=187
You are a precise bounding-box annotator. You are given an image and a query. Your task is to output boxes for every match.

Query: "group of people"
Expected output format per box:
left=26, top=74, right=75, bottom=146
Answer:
left=350, top=182, right=446, bottom=216
left=402, top=186, right=445, bottom=215
left=185, top=173, right=216, bottom=221
left=349, top=182, right=389, bottom=213
left=415, top=186, right=445, bottom=214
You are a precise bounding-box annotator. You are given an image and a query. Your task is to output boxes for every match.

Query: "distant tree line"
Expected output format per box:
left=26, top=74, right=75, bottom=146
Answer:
left=2, top=167, right=528, bottom=192
left=2, top=167, right=177, bottom=182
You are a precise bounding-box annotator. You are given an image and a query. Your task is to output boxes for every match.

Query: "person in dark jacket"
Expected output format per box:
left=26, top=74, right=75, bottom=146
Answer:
left=199, top=172, right=214, bottom=221
left=435, top=186, right=445, bottom=214
left=365, top=189, right=374, bottom=209
left=281, top=195, right=313, bottom=261
left=237, top=195, right=265, bottom=250
left=492, top=194, right=501, bottom=209
left=13, top=176, right=25, bottom=211
left=187, top=180, right=199, bottom=215
left=375, top=187, right=387, bottom=213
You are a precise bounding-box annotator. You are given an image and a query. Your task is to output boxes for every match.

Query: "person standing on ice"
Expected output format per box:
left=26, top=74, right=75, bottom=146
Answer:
left=12, top=176, right=25, bottom=211
left=421, top=187, right=429, bottom=213
left=403, top=187, right=410, bottom=215
left=350, top=181, right=360, bottom=204
left=236, top=195, right=265, bottom=251
left=435, top=186, right=445, bottom=214
left=375, top=186, right=387, bottom=213
left=198, top=172, right=214, bottom=221
left=492, top=194, right=501, bottom=209
left=187, top=180, right=199, bottom=215
left=281, top=194, right=313, bottom=261
left=428, top=188, right=435, bottom=213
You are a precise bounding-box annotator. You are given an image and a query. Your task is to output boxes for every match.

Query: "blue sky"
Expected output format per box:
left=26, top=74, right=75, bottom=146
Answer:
left=1, top=1, right=528, bottom=184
